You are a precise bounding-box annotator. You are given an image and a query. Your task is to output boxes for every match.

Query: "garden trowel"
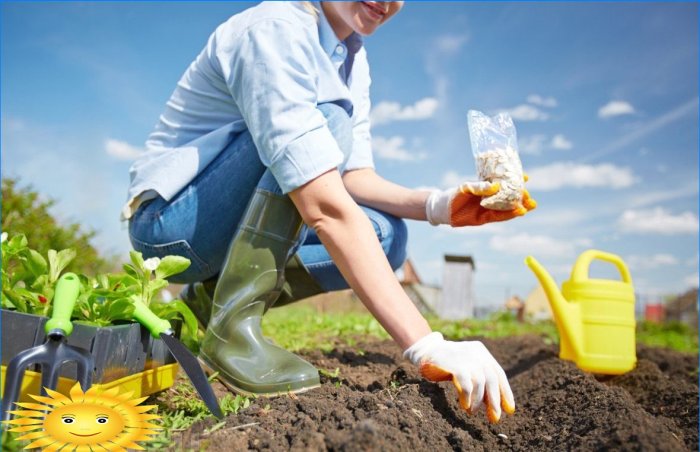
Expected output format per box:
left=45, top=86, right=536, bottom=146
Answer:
left=2, top=273, right=94, bottom=422
left=131, top=301, right=223, bottom=418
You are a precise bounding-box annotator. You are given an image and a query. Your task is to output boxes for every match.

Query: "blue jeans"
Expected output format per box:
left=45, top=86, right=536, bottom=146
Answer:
left=129, top=103, right=408, bottom=291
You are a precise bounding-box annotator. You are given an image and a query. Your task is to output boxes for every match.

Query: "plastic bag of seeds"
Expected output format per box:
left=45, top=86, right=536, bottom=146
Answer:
left=467, top=110, right=524, bottom=210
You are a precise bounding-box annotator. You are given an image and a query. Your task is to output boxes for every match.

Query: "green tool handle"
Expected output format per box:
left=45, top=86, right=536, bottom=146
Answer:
left=45, top=272, right=81, bottom=336
left=132, top=300, right=172, bottom=339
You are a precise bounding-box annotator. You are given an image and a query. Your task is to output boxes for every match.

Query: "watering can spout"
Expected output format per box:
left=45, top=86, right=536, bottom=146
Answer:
left=525, top=256, right=583, bottom=358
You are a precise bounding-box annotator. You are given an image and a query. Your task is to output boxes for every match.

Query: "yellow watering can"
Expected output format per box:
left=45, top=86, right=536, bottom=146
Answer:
left=525, top=250, right=637, bottom=375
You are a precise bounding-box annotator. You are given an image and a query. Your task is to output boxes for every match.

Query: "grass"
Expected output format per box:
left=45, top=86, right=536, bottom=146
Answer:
left=263, top=304, right=698, bottom=355
left=262, top=305, right=561, bottom=351
left=144, top=378, right=252, bottom=449
left=262, top=304, right=390, bottom=352
left=636, top=320, right=699, bottom=354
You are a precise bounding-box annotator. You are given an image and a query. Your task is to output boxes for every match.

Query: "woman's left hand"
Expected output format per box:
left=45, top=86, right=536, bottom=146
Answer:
left=425, top=179, right=536, bottom=227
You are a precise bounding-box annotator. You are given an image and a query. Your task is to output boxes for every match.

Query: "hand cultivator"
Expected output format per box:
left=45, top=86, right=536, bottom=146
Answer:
left=2, top=273, right=94, bottom=422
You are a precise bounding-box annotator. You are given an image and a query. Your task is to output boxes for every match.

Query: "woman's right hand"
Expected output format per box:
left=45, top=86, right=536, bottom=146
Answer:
left=425, top=180, right=536, bottom=227
left=403, top=332, right=516, bottom=423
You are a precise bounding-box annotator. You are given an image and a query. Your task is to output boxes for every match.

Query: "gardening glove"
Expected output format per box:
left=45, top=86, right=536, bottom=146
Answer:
left=425, top=178, right=536, bottom=227
left=404, top=332, right=515, bottom=423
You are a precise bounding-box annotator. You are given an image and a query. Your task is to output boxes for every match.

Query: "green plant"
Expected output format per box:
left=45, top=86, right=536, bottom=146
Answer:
left=637, top=320, right=699, bottom=354
left=220, top=394, right=251, bottom=415
left=1, top=233, right=77, bottom=315
left=1, top=178, right=110, bottom=274
left=319, top=367, right=340, bottom=379
left=319, top=367, right=343, bottom=387
left=1, top=233, right=199, bottom=348
left=145, top=381, right=252, bottom=448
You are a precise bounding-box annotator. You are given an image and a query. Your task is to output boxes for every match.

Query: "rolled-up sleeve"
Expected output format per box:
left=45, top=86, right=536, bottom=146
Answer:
left=217, top=19, right=344, bottom=193
left=344, top=47, right=374, bottom=172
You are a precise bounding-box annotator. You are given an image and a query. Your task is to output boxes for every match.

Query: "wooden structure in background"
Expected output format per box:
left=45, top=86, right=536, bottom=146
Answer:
left=399, top=258, right=438, bottom=316
left=436, top=255, right=475, bottom=319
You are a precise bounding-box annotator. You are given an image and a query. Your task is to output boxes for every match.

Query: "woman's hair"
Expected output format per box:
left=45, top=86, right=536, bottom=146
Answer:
left=301, top=1, right=320, bottom=21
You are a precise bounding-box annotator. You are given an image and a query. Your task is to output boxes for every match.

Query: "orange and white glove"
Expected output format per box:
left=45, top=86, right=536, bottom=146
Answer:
left=425, top=180, right=536, bottom=227
left=404, top=332, right=516, bottom=423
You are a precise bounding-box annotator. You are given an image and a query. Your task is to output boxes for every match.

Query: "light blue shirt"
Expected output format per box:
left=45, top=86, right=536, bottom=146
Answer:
left=122, top=1, right=374, bottom=220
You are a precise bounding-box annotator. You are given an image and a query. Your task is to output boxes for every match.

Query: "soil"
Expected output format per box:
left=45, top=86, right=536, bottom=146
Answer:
left=159, top=335, right=698, bottom=451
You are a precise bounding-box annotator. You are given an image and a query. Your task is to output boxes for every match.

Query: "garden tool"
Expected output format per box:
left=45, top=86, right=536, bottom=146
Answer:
left=526, top=249, right=637, bottom=375
left=130, top=300, right=223, bottom=418
left=2, top=273, right=94, bottom=423
left=198, top=188, right=321, bottom=396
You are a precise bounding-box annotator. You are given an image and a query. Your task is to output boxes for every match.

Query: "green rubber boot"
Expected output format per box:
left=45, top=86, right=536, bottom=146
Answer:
left=275, top=255, right=325, bottom=308
left=198, top=189, right=321, bottom=396
left=180, top=252, right=324, bottom=327
left=179, top=278, right=216, bottom=329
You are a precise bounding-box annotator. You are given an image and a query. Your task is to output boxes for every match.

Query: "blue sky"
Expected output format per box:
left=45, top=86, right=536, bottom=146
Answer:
left=2, top=2, right=698, bottom=310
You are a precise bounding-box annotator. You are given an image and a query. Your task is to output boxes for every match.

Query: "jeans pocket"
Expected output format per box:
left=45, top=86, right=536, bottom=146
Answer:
left=129, top=236, right=211, bottom=284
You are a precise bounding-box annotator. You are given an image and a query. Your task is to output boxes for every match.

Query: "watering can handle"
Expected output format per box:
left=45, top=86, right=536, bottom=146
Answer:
left=45, top=272, right=81, bottom=336
left=571, top=249, right=632, bottom=284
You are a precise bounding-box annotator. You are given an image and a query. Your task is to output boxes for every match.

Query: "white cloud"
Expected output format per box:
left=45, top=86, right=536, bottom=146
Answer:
left=582, top=97, right=698, bottom=162
left=519, top=208, right=587, bottom=228
left=370, top=97, right=438, bottom=126
left=490, top=233, right=591, bottom=257
left=627, top=184, right=699, bottom=209
left=550, top=134, right=573, bottom=150
left=499, top=104, right=549, bottom=121
left=618, top=207, right=699, bottom=235
left=598, top=100, right=636, bottom=119
left=526, top=162, right=636, bottom=191
left=372, top=136, right=427, bottom=162
left=438, top=221, right=510, bottom=236
left=519, top=135, right=548, bottom=155
left=519, top=134, right=573, bottom=154
left=439, top=170, right=476, bottom=189
left=626, top=253, right=679, bottom=270
left=105, top=138, right=144, bottom=160
left=527, top=94, right=558, bottom=108
left=434, top=34, right=469, bottom=54
left=683, top=273, right=699, bottom=288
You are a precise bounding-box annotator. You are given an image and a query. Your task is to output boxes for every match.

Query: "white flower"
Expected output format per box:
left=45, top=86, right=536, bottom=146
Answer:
left=143, top=257, right=161, bottom=271
left=0, top=232, right=7, bottom=243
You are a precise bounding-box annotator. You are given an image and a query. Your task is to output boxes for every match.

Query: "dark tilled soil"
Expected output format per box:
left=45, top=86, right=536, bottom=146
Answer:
left=162, top=335, right=698, bottom=451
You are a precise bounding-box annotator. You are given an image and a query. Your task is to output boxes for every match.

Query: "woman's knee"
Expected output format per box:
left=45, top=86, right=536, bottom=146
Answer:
left=364, top=208, right=408, bottom=271
left=317, top=103, right=353, bottom=159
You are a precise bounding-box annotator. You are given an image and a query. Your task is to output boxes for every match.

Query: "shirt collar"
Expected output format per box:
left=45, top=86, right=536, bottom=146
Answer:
left=315, top=2, right=363, bottom=59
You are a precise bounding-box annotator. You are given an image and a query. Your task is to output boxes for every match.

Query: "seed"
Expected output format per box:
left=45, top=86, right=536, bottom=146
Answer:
left=475, top=146, right=524, bottom=211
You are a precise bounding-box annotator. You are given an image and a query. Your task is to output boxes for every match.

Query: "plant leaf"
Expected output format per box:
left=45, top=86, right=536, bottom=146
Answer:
left=129, top=250, right=146, bottom=274
left=105, top=298, right=135, bottom=321
left=155, top=256, right=191, bottom=280
left=122, top=263, right=140, bottom=280
left=7, top=234, right=28, bottom=253
left=151, top=299, right=199, bottom=338
left=23, top=249, right=47, bottom=277
left=47, top=248, right=76, bottom=283
left=146, top=279, right=170, bottom=302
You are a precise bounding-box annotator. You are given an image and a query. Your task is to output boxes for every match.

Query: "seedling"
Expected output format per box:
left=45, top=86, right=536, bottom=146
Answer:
left=1, top=233, right=199, bottom=348
left=319, top=367, right=343, bottom=387
left=319, top=367, right=341, bottom=379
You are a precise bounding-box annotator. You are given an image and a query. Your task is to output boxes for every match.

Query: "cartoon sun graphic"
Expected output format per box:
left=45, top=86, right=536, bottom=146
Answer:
left=4, top=382, right=161, bottom=451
